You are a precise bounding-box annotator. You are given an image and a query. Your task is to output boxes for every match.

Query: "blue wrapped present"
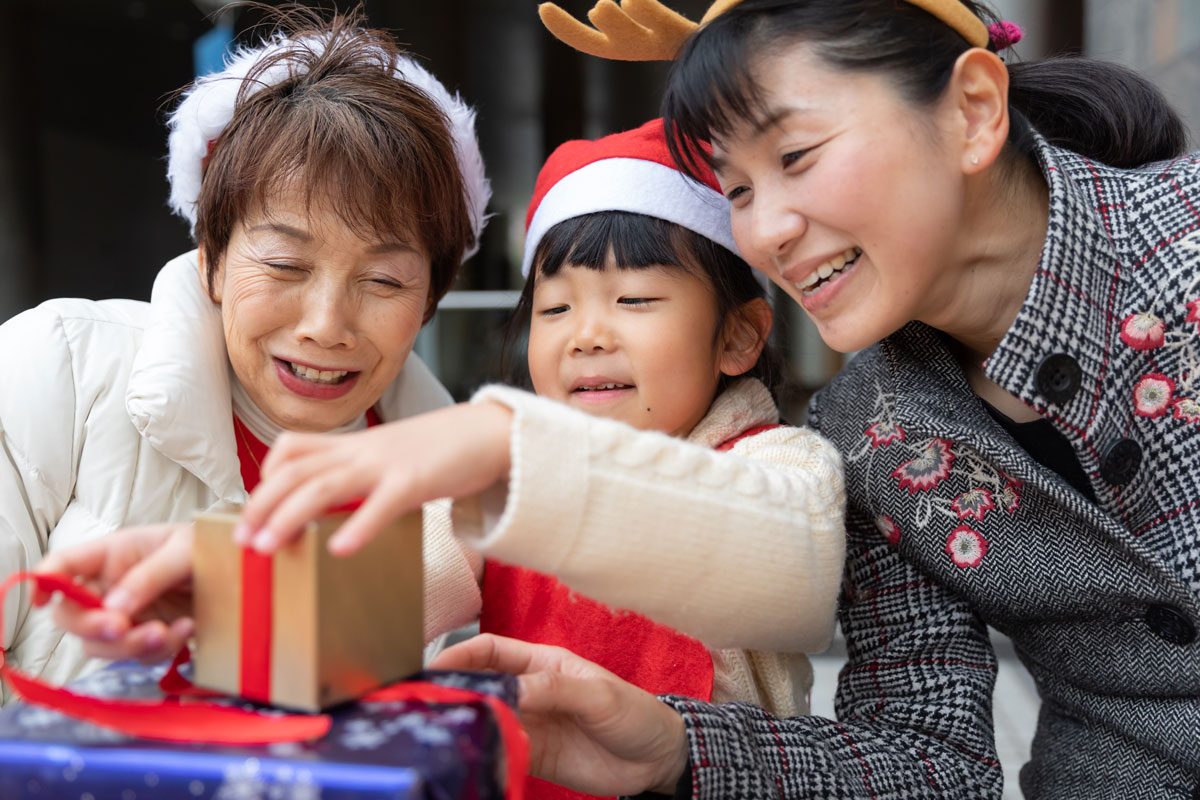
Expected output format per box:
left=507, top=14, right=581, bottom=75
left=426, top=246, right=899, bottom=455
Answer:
left=0, top=659, right=519, bottom=800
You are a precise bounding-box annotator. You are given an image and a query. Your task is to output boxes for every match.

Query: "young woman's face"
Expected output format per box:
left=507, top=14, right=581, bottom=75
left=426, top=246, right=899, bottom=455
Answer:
left=527, top=261, right=725, bottom=437
left=713, top=45, right=968, bottom=353
left=210, top=185, right=431, bottom=432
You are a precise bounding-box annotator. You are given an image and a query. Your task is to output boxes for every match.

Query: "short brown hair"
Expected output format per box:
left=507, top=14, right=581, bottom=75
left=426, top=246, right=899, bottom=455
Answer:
left=192, top=7, right=474, bottom=319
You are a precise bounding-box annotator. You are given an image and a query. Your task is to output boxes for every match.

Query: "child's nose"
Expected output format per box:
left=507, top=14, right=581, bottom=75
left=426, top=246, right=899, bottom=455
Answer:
left=569, top=316, right=615, bottom=354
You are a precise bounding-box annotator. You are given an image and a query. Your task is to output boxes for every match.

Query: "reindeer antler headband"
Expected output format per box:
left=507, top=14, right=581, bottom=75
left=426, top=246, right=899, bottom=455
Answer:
left=539, top=0, right=990, bottom=61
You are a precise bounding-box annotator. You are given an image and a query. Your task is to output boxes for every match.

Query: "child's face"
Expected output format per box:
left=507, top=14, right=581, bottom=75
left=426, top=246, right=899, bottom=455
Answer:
left=527, top=261, right=725, bottom=437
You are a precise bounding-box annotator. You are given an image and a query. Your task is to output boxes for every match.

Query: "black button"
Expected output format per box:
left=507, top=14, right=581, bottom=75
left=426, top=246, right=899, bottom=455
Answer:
left=1145, top=604, right=1196, bottom=646
left=1100, top=438, right=1142, bottom=484
left=1035, top=353, right=1082, bottom=404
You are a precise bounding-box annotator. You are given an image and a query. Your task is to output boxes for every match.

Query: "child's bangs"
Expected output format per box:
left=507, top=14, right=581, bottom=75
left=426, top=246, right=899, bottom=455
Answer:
left=534, top=213, right=697, bottom=278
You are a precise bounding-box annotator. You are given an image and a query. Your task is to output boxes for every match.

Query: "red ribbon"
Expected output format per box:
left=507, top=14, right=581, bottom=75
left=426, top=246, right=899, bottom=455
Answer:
left=0, top=571, right=527, bottom=799
left=240, top=548, right=273, bottom=703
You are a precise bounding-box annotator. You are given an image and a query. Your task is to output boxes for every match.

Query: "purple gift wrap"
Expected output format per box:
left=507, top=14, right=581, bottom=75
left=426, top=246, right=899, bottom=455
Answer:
left=0, top=660, right=518, bottom=800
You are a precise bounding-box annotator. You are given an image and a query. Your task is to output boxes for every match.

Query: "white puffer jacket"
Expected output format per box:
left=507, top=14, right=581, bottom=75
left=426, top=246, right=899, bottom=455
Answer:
left=0, top=251, right=482, bottom=704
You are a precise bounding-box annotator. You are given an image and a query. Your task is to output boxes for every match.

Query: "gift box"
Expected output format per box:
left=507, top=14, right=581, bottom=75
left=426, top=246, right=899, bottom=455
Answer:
left=0, top=659, right=518, bottom=800
left=193, top=509, right=424, bottom=711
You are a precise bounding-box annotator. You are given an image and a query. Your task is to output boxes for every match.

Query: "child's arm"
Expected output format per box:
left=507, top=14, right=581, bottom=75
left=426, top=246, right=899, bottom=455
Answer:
left=242, top=388, right=845, bottom=655
left=421, top=498, right=483, bottom=642
left=452, top=386, right=845, bottom=654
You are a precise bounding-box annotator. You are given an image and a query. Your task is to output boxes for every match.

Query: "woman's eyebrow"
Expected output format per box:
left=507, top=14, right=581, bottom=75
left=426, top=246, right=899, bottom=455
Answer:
left=711, top=105, right=811, bottom=173
left=248, top=222, right=311, bottom=241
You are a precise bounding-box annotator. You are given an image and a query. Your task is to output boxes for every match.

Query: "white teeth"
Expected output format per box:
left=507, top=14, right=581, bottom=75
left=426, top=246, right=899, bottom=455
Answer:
left=578, top=383, right=628, bottom=391
left=289, top=362, right=349, bottom=384
left=794, top=247, right=863, bottom=295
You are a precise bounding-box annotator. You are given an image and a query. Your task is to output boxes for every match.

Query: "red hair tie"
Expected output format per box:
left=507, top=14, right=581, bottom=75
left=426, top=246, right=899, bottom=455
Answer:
left=987, top=20, right=1023, bottom=51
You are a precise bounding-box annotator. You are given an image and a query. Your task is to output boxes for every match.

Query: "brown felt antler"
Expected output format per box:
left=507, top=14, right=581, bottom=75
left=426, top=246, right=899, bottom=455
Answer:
left=537, top=0, right=698, bottom=61
left=538, top=0, right=988, bottom=62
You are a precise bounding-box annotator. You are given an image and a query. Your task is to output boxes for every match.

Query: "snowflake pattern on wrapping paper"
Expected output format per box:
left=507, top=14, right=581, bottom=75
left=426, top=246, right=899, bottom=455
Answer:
left=892, top=438, right=956, bottom=493
left=945, top=525, right=989, bottom=568
left=951, top=488, right=996, bottom=521
left=865, top=420, right=906, bottom=448
left=1119, top=312, right=1166, bottom=350
left=875, top=515, right=902, bottom=546
left=1133, top=373, right=1176, bottom=418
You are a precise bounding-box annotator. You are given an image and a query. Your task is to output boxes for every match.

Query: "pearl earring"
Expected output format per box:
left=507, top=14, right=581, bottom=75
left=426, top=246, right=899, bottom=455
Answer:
left=970, top=154, right=981, bottom=166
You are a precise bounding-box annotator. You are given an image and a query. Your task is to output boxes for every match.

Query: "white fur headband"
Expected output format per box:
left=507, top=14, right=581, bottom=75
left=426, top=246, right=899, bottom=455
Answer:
left=166, top=32, right=491, bottom=262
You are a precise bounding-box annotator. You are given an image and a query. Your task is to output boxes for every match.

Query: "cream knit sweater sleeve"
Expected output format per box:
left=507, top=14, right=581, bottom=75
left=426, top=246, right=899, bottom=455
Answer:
left=452, top=385, right=846, bottom=654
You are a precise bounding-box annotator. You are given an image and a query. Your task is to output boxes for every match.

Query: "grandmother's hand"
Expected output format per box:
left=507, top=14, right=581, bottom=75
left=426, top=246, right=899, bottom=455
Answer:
left=34, top=522, right=195, bottom=663
left=430, top=634, right=689, bottom=797
left=241, top=402, right=512, bottom=555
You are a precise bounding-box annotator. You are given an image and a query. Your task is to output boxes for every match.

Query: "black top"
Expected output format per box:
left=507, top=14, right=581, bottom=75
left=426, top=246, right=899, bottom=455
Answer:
left=983, top=402, right=1097, bottom=503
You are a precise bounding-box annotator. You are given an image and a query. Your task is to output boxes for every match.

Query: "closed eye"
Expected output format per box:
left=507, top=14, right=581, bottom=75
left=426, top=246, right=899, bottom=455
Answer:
left=618, top=297, right=659, bottom=307
left=725, top=186, right=749, bottom=202
left=781, top=149, right=809, bottom=169
left=539, top=305, right=569, bottom=316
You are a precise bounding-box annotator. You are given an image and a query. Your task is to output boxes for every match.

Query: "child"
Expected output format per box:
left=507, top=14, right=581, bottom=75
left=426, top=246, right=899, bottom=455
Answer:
left=482, top=118, right=825, bottom=718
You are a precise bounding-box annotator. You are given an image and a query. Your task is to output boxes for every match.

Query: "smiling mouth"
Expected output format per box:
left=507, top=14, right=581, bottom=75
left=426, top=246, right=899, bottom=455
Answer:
left=794, top=247, right=863, bottom=296
left=281, top=359, right=357, bottom=385
left=572, top=382, right=634, bottom=393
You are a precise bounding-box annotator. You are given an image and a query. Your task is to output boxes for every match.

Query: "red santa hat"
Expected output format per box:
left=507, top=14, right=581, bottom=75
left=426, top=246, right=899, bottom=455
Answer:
left=522, top=119, right=741, bottom=278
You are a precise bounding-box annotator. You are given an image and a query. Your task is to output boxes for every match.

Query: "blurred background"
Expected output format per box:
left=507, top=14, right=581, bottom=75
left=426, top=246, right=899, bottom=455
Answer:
left=0, top=2, right=1196, bottom=796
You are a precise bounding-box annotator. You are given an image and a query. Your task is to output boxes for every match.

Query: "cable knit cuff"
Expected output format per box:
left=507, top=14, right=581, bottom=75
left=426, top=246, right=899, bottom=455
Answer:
left=452, top=385, right=590, bottom=573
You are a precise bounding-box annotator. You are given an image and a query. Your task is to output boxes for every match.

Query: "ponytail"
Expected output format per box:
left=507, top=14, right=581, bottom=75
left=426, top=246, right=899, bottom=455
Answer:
left=1007, top=56, right=1187, bottom=168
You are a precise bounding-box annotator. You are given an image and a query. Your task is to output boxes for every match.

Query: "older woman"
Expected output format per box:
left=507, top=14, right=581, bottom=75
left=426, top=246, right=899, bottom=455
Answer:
left=0, top=9, right=487, bottom=702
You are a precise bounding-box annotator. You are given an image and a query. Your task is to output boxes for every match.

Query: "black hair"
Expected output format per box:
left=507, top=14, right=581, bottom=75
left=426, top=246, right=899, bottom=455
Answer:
left=662, top=0, right=1187, bottom=177
left=503, top=211, right=782, bottom=399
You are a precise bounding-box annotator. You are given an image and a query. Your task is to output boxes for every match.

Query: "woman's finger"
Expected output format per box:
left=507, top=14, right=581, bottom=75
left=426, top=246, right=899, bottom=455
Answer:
left=35, top=538, right=113, bottom=585
left=52, top=606, right=129, bottom=643
left=431, top=634, right=597, bottom=678
left=101, top=527, right=194, bottom=618
left=136, top=617, right=195, bottom=664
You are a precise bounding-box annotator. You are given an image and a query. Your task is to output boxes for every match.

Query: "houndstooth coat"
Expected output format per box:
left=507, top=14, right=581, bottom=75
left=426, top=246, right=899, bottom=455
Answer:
left=657, top=138, right=1200, bottom=798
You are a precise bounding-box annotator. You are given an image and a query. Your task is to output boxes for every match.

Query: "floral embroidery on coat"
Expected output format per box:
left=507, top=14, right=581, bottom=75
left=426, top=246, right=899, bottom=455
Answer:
left=851, top=383, right=1021, bottom=569
left=945, top=525, right=989, bottom=568
left=1133, top=373, right=1176, bottom=418
left=1120, top=268, right=1200, bottom=424
left=952, top=488, right=996, bottom=521
left=876, top=514, right=902, bottom=546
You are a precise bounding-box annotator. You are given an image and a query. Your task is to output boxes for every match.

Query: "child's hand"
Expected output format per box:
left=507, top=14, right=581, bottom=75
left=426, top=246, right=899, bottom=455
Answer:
left=240, top=402, right=513, bottom=556
left=34, top=523, right=196, bottom=663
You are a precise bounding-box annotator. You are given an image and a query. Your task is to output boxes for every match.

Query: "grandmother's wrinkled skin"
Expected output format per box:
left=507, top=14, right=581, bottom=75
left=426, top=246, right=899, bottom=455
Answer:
left=206, top=182, right=433, bottom=433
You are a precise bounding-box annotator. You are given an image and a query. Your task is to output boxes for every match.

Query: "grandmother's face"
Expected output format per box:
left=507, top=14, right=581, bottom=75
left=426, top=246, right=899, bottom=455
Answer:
left=208, top=187, right=432, bottom=433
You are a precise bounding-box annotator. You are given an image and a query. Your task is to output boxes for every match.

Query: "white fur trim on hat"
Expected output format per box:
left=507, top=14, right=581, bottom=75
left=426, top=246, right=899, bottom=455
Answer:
left=166, top=32, right=490, bottom=262
left=522, top=157, right=739, bottom=277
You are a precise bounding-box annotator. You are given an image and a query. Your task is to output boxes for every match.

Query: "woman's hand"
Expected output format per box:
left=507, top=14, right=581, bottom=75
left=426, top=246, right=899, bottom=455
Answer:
left=239, top=402, right=512, bottom=555
left=430, top=634, right=689, bottom=797
left=34, top=523, right=195, bottom=663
